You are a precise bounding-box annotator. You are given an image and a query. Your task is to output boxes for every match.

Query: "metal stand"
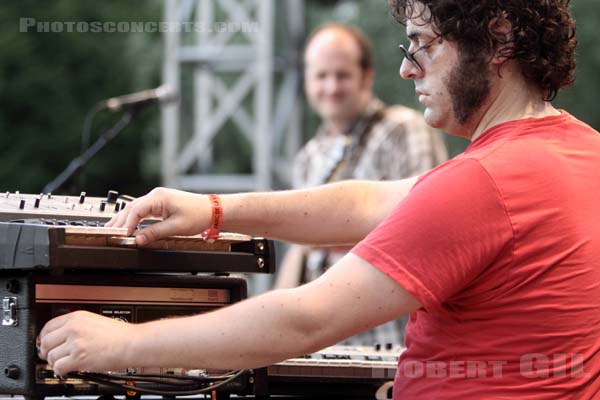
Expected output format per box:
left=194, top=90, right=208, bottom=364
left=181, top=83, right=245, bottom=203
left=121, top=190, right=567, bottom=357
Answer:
left=161, top=0, right=305, bottom=193
left=42, top=109, right=138, bottom=194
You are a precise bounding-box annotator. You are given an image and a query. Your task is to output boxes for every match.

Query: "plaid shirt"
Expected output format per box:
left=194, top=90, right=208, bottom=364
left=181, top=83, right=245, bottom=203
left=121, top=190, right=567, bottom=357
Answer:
left=293, top=97, right=447, bottom=188
left=291, top=98, right=448, bottom=346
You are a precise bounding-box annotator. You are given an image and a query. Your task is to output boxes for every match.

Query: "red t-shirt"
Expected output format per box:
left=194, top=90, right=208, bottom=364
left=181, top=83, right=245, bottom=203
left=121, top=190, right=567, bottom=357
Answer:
left=352, top=112, right=600, bottom=399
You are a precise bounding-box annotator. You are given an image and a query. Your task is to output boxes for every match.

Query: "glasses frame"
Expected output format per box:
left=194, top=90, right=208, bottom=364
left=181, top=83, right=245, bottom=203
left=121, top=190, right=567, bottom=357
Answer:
left=398, top=36, right=442, bottom=72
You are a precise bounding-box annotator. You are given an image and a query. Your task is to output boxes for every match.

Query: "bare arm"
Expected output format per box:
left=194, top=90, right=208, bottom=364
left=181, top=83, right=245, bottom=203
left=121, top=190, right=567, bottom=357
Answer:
left=223, top=178, right=416, bottom=244
left=107, top=177, right=418, bottom=246
left=39, top=254, right=421, bottom=374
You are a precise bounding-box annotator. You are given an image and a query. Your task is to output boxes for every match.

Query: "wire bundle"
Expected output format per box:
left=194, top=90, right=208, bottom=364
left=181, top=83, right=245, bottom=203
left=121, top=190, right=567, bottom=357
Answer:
left=67, top=369, right=248, bottom=396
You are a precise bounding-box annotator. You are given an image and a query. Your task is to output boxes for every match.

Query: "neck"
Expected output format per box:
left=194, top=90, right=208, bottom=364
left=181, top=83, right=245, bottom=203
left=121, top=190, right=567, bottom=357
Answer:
left=325, top=119, right=355, bottom=136
left=457, top=63, right=561, bottom=142
left=469, top=88, right=560, bottom=142
left=324, top=95, right=372, bottom=136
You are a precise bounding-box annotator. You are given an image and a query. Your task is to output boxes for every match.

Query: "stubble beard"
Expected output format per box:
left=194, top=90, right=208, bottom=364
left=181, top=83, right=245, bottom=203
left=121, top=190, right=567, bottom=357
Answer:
left=446, top=50, right=492, bottom=125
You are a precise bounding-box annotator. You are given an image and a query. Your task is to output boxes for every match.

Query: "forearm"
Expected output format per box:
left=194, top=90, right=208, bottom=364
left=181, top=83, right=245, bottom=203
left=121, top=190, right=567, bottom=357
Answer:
left=125, top=252, right=421, bottom=370
left=127, top=288, right=333, bottom=370
left=221, top=178, right=417, bottom=245
left=40, top=254, right=420, bottom=376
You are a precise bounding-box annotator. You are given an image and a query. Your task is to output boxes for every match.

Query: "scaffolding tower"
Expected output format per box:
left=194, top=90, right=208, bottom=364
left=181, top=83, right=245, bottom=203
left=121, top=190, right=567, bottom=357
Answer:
left=161, top=0, right=305, bottom=193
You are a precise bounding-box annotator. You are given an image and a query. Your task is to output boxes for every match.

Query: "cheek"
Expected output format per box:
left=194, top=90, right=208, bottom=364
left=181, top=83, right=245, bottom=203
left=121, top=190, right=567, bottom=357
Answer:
left=305, top=81, right=323, bottom=100
left=423, top=81, right=452, bottom=120
left=430, top=77, right=453, bottom=108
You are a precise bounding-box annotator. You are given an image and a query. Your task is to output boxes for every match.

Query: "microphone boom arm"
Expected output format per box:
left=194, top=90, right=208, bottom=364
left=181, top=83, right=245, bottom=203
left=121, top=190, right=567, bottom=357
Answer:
left=42, top=109, right=136, bottom=194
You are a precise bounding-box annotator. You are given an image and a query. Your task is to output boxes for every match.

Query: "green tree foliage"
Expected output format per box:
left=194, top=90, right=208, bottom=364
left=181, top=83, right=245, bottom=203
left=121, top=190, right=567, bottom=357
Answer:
left=553, top=1, right=600, bottom=131
left=0, top=1, right=162, bottom=196
left=0, top=1, right=598, bottom=197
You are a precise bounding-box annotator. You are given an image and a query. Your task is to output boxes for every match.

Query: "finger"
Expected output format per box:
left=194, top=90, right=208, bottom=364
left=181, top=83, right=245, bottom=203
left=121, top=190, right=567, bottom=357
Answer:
left=52, top=355, right=79, bottom=377
left=116, top=188, right=180, bottom=234
left=122, top=202, right=163, bottom=238
left=39, top=313, right=73, bottom=340
left=105, top=207, right=128, bottom=227
left=39, top=328, right=67, bottom=360
left=135, top=219, right=181, bottom=245
left=105, top=193, right=142, bottom=229
left=106, top=202, right=145, bottom=235
left=108, top=199, right=141, bottom=232
left=46, top=342, right=71, bottom=367
left=39, top=310, right=85, bottom=359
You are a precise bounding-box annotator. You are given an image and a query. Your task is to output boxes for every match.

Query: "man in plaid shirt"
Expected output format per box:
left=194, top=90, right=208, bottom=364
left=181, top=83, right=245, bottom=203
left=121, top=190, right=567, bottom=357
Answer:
left=275, top=23, right=447, bottom=346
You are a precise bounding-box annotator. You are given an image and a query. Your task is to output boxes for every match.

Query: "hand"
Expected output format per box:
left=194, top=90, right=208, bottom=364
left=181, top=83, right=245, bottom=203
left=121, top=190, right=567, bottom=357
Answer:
left=106, top=187, right=210, bottom=245
left=38, top=311, right=138, bottom=376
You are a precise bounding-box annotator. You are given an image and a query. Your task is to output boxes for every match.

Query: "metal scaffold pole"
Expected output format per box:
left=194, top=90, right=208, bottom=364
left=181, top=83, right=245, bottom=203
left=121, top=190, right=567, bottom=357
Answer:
left=161, top=0, right=305, bottom=193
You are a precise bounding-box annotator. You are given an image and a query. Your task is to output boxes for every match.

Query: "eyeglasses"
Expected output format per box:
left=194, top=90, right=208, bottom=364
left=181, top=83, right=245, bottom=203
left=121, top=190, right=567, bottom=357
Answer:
left=398, top=36, right=442, bottom=72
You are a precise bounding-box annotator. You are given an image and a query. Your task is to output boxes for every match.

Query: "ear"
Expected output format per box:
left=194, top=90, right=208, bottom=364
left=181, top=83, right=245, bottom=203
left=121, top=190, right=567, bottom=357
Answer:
left=489, top=14, right=514, bottom=65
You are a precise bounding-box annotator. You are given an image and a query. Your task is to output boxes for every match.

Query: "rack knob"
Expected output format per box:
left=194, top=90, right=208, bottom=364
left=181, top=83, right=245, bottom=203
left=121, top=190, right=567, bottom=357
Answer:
left=106, top=190, right=119, bottom=204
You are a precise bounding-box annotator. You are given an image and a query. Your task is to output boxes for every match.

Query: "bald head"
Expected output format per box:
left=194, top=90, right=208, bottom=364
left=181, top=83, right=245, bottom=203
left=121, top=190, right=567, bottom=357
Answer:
left=304, top=23, right=374, bottom=72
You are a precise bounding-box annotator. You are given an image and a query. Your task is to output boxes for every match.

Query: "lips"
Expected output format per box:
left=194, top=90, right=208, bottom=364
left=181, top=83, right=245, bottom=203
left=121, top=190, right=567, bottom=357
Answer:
left=415, top=89, right=428, bottom=104
left=321, top=97, right=345, bottom=106
left=415, top=91, right=426, bottom=103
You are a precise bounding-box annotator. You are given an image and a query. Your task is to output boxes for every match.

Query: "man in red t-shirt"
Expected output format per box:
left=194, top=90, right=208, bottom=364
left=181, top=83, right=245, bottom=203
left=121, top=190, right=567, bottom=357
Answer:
left=352, top=112, right=600, bottom=397
left=39, top=1, right=600, bottom=398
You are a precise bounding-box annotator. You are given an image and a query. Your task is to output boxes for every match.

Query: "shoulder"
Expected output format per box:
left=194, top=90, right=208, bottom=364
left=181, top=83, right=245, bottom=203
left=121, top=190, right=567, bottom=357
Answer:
left=380, top=104, right=428, bottom=126
left=372, top=104, right=439, bottom=140
left=416, top=156, right=495, bottom=191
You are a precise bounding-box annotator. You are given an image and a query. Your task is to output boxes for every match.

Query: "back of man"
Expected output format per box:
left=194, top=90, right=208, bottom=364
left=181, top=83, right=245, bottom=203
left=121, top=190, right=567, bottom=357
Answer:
left=354, top=112, right=600, bottom=397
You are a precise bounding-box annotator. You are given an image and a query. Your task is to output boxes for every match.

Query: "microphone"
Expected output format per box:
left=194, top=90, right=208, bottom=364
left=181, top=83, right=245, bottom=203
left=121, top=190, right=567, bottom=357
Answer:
left=104, top=84, right=178, bottom=112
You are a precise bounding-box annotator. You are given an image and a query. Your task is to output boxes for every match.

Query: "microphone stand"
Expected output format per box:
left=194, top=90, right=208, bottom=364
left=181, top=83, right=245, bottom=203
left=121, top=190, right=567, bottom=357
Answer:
left=42, top=107, right=140, bottom=194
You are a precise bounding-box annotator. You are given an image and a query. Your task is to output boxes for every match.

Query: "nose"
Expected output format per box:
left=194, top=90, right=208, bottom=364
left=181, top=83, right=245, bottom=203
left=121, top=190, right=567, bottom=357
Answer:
left=399, top=57, right=421, bottom=80
left=323, top=76, right=342, bottom=94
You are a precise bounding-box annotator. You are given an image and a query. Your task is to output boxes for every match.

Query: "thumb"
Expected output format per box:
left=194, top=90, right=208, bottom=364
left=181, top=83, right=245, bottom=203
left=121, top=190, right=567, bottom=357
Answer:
left=135, top=219, right=182, bottom=245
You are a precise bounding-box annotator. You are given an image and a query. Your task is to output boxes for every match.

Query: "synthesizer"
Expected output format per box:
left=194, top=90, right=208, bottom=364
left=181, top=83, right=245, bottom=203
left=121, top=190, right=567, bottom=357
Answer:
left=266, top=345, right=402, bottom=399
left=0, top=191, right=275, bottom=274
left=0, top=273, right=254, bottom=399
left=0, top=221, right=273, bottom=274
left=0, top=190, right=131, bottom=222
left=0, top=190, right=276, bottom=399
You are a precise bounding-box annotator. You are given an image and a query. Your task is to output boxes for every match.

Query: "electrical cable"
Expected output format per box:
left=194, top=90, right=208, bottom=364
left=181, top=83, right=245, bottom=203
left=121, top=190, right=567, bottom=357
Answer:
left=75, top=371, right=236, bottom=384
left=67, top=369, right=248, bottom=396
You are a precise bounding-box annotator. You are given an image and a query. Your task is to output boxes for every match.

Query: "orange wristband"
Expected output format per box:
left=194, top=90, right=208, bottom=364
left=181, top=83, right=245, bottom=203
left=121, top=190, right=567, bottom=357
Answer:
left=201, top=194, right=223, bottom=240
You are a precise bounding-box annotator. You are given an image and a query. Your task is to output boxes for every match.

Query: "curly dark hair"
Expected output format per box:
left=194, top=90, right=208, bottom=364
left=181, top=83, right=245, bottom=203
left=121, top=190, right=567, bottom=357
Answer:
left=388, top=0, right=577, bottom=101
